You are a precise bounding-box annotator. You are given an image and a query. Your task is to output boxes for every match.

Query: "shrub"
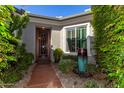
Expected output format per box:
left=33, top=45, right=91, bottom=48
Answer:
left=87, top=64, right=96, bottom=73
left=62, top=54, right=77, bottom=61
left=0, top=5, right=17, bottom=71
left=92, top=5, right=124, bottom=87
left=54, top=48, right=63, bottom=63
left=2, top=51, right=34, bottom=83
left=16, top=44, right=34, bottom=70
left=17, top=53, right=34, bottom=71
left=83, top=80, right=99, bottom=88
left=0, top=5, right=33, bottom=85
left=3, top=70, right=22, bottom=83
left=59, top=59, right=75, bottom=73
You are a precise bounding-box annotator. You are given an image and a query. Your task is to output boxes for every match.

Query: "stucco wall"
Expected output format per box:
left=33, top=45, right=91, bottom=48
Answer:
left=50, top=28, right=62, bottom=62
left=51, top=30, right=61, bottom=49
left=22, top=22, right=36, bottom=62
left=86, top=24, right=96, bottom=64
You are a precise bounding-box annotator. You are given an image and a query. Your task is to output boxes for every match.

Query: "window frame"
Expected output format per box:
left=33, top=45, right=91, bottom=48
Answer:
left=63, top=23, right=90, bottom=55
left=66, top=27, right=76, bottom=52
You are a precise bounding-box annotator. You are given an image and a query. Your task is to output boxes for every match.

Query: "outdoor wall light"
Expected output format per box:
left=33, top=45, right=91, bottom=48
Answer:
left=42, top=26, right=45, bottom=30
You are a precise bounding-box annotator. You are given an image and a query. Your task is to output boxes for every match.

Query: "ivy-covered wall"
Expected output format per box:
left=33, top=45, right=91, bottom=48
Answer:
left=92, top=5, right=124, bottom=87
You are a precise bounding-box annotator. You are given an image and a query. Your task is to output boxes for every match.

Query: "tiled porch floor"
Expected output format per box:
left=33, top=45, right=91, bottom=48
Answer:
left=26, top=63, right=62, bottom=88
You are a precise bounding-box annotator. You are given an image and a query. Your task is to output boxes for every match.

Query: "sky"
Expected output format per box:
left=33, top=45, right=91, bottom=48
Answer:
left=15, top=5, right=91, bottom=17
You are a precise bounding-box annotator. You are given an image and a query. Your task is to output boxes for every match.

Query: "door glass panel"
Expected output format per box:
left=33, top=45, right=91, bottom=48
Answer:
left=40, top=31, right=48, bottom=58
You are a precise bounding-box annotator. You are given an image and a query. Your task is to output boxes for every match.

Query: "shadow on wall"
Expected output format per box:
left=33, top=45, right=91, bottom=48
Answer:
left=87, top=35, right=96, bottom=64
left=88, top=36, right=96, bottom=56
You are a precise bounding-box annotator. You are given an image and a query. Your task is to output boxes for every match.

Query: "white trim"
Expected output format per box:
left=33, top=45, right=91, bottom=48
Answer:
left=86, top=23, right=92, bottom=56
left=63, top=22, right=90, bottom=29
left=75, top=27, right=77, bottom=53
left=64, top=52, right=77, bottom=56
left=62, top=22, right=90, bottom=55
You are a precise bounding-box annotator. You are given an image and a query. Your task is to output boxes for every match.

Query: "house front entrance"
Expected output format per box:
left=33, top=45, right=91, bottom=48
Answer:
left=36, top=27, right=51, bottom=63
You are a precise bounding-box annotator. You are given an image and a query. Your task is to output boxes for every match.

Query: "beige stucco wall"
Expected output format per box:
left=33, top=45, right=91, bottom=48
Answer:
left=22, top=22, right=36, bottom=62
left=51, top=30, right=61, bottom=49
left=50, top=29, right=61, bottom=62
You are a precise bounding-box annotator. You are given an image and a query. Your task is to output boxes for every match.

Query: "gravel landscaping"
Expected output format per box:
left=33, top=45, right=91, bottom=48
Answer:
left=52, top=64, right=107, bottom=88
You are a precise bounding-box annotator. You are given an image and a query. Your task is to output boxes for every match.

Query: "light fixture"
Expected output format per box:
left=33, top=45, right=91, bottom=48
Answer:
left=42, top=26, right=45, bottom=29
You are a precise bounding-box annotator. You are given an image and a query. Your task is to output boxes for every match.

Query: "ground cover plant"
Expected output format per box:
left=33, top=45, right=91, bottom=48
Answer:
left=59, top=59, right=75, bottom=74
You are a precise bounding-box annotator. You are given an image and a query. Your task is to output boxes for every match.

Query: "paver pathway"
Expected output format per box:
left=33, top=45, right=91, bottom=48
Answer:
left=26, top=63, right=62, bottom=88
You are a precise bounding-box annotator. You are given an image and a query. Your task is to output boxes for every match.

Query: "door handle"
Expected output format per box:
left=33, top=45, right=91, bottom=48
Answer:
left=42, top=45, right=45, bottom=48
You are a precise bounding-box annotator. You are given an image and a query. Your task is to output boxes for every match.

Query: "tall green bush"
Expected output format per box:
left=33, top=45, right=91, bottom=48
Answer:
left=92, top=5, right=124, bottom=87
left=0, top=5, right=33, bottom=84
left=0, top=5, right=17, bottom=71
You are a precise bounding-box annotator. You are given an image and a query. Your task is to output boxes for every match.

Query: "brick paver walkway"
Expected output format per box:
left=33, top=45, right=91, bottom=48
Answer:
left=26, top=63, right=62, bottom=88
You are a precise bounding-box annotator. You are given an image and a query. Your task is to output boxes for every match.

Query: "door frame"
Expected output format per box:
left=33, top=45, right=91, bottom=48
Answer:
left=35, top=27, right=51, bottom=62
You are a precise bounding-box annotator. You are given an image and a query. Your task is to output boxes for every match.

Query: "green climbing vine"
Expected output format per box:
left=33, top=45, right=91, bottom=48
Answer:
left=92, top=5, right=124, bottom=87
left=0, top=5, right=33, bottom=86
left=0, top=5, right=17, bottom=70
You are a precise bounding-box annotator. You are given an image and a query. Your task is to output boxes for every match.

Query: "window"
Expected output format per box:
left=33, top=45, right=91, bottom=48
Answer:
left=66, top=27, right=76, bottom=52
left=66, top=26, right=87, bottom=52
left=77, top=26, right=87, bottom=49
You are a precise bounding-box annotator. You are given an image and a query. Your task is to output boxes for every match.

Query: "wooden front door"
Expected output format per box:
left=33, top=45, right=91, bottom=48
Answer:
left=36, top=28, right=51, bottom=63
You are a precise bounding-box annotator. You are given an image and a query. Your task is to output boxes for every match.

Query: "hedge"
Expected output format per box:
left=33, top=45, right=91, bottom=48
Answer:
left=92, top=5, right=124, bottom=87
left=0, top=5, right=34, bottom=85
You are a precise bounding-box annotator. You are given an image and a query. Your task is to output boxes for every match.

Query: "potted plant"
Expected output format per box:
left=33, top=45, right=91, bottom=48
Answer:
left=54, top=48, right=63, bottom=63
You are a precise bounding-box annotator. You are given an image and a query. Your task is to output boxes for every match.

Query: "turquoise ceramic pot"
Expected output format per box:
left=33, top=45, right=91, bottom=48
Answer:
left=78, top=56, right=87, bottom=73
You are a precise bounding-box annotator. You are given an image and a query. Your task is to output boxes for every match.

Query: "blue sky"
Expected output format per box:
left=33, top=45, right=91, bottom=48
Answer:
left=15, top=5, right=91, bottom=17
